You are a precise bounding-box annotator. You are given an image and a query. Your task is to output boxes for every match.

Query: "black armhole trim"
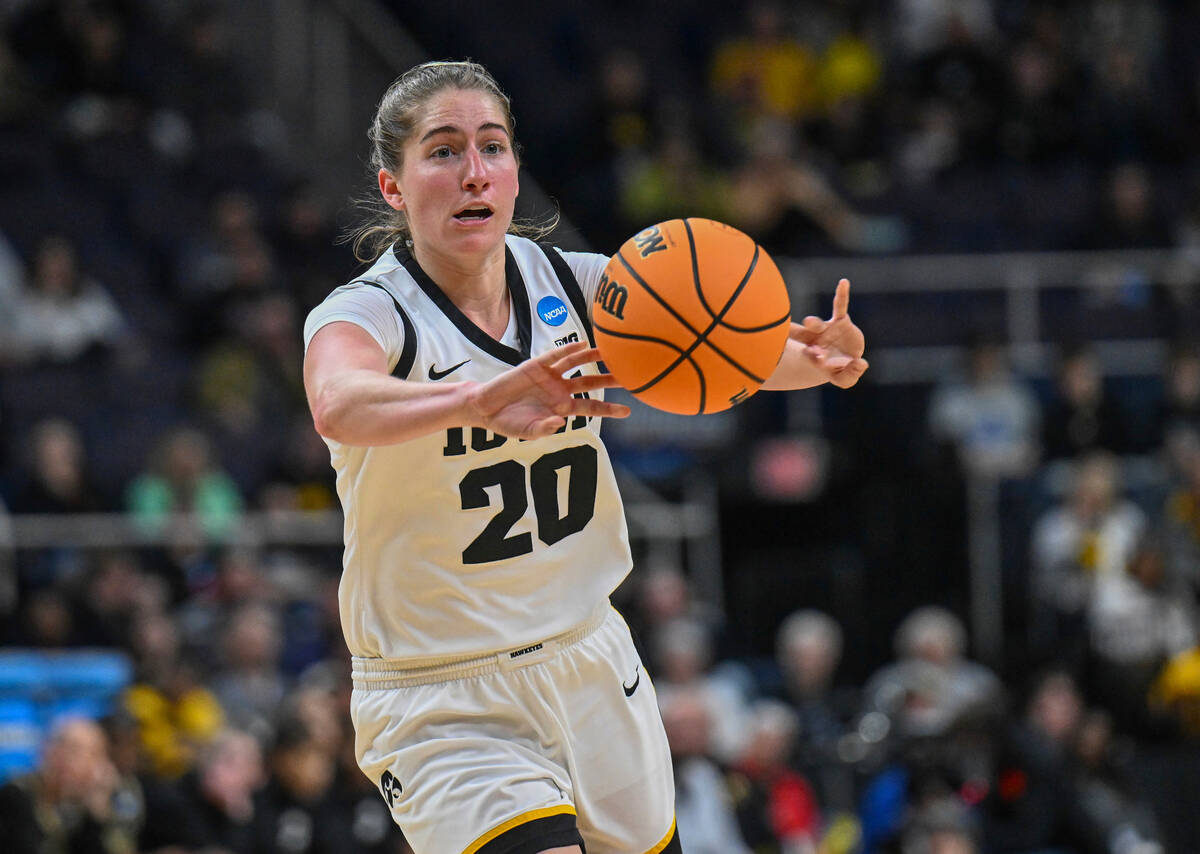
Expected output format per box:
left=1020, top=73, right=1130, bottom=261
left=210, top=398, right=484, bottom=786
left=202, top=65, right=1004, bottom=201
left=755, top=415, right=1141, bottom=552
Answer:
left=539, top=243, right=595, bottom=348
left=352, top=280, right=418, bottom=381
left=395, top=244, right=531, bottom=366
left=473, top=812, right=584, bottom=854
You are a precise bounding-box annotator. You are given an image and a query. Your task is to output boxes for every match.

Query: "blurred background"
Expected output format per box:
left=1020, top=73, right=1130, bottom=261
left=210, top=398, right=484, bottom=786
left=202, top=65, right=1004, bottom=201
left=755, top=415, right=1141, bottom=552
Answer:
left=1, top=0, right=1199, bottom=852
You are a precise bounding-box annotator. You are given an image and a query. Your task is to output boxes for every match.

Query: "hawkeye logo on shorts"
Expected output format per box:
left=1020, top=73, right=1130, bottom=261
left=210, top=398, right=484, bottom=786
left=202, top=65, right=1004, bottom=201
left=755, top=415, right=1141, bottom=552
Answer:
left=380, top=770, right=402, bottom=807
left=537, top=295, right=569, bottom=326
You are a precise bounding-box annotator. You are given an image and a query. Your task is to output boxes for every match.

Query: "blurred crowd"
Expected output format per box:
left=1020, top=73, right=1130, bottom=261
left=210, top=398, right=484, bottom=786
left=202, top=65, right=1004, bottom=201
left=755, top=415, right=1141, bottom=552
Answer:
left=483, top=0, right=1200, bottom=261
left=2, top=0, right=1200, bottom=853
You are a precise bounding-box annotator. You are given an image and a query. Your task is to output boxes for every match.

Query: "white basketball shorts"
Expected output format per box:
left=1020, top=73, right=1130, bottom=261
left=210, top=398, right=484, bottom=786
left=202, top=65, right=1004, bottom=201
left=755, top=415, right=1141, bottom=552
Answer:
left=350, top=604, right=680, bottom=854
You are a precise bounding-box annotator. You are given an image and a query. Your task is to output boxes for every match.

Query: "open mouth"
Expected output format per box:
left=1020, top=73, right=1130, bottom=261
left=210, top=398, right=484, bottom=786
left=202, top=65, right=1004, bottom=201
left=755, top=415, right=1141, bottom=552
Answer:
left=453, top=207, right=493, bottom=222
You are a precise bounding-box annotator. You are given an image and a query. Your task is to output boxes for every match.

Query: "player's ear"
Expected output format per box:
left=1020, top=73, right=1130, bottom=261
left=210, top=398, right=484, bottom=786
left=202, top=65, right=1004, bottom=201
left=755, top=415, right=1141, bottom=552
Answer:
left=379, top=169, right=405, bottom=212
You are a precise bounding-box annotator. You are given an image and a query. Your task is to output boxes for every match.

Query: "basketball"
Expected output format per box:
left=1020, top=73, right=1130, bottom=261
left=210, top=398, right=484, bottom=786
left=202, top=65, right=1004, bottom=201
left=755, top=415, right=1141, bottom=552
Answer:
left=593, top=218, right=792, bottom=415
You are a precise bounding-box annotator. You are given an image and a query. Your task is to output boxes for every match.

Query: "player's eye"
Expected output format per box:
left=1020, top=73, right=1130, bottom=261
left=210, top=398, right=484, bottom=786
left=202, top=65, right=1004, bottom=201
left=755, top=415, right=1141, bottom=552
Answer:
left=482, top=141, right=504, bottom=155
left=430, top=146, right=453, bottom=159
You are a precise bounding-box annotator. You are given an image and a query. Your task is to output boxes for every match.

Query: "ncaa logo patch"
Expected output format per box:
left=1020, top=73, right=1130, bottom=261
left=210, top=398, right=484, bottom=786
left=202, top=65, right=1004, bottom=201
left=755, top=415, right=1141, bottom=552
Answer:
left=537, top=295, right=569, bottom=326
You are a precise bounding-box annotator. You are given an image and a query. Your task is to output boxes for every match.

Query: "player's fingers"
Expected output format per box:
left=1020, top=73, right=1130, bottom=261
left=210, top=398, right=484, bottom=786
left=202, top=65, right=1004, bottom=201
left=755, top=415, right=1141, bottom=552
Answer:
left=550, top=344, right=603, bottom=374
left=566, top=373, right=624, bottom=393
left=538, top=340, right=588, bottom=367
left=788, top=323, right=814, bottom=344
left=821, top=353, right=855, bottom=371
left=802, top=315, right=826, bottom=332
left=568, top=398, right=631, bottom=419
left=832, top=278, right=851, bottom=319
left=833, top=358, right=869, bottom=388
left=525, top=415, right=568, bottom=438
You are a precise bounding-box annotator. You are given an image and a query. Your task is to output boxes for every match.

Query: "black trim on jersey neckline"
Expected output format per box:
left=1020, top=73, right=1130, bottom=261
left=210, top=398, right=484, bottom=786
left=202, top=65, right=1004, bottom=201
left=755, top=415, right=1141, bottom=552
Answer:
left=395, top=244, right=532, bottom=366
left=352, top=280, right=418, bottom=380
left=538, top=243, right=595, bottom=348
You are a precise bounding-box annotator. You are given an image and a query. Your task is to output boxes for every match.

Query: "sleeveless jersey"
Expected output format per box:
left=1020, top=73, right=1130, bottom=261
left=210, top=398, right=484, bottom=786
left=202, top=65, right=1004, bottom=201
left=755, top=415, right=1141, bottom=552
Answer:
left=305, top=236, right=632, bottom=662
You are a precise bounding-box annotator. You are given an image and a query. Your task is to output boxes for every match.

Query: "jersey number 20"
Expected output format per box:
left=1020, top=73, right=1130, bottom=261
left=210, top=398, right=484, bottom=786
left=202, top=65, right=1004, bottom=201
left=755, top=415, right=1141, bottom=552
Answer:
left=459, top=445, right=598, bottom=564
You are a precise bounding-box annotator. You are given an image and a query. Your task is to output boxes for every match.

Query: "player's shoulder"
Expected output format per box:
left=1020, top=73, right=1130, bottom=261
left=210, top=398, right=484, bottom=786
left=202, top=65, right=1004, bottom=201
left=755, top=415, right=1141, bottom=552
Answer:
left=303, top=246, right=413, bottom=347
left=505, top=234, right=608, bottom=270
left=315, top=246, right=413, bottom=306
left=505, top=235, right=609, bottom=301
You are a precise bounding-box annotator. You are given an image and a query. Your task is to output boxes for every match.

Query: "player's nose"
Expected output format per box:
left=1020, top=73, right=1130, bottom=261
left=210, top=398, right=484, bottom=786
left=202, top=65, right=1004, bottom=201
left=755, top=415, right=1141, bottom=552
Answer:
left=462, top=148, right=489, bottom=190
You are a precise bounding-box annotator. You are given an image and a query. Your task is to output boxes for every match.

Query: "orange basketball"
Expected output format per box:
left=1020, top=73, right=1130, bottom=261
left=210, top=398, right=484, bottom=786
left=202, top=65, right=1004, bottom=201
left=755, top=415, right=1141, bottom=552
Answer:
left=593, top=218, right=791, bottom=415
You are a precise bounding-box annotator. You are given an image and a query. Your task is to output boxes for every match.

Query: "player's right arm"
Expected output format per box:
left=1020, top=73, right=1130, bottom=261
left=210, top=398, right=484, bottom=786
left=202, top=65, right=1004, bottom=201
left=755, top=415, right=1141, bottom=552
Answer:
left=304, top=323, right=628, bottom=447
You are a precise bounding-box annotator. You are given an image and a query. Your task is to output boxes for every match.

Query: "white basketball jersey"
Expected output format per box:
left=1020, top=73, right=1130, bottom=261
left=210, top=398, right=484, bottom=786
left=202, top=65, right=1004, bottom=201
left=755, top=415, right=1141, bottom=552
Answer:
left=306, top=236, right=632, bottom=662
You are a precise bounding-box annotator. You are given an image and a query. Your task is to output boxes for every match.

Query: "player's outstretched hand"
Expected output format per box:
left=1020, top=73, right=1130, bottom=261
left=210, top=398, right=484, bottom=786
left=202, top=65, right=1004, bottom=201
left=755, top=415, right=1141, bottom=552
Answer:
left=790, top=278, right=869, bottom=389
left=466, top=341, right=630, bottom=439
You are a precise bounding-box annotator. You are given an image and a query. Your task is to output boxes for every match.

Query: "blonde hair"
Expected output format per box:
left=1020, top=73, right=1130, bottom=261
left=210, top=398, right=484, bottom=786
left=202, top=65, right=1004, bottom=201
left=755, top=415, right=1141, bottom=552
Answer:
left=348, top=60, right=557, bottom=262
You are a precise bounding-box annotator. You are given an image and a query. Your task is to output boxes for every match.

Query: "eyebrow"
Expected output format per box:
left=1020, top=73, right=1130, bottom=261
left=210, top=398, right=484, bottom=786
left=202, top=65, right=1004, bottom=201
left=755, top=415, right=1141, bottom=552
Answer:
left=420, top=122, right=510, bottom=144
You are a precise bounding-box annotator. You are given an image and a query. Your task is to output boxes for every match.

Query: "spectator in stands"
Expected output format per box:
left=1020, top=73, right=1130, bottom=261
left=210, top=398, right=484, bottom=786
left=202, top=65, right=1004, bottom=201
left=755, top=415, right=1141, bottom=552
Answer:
left=726, top=699, right=822, bottom=854
left=726, top=117, right=900, bottom=256
left=863, top=606, right=1002, bottom=739
left=1069, top=710, right=1167, bottom=854
left=992, top=669, right=1082, bottom=850
left=709, top=2, right=820, bottom=130
left=149, top=727, right=264, bottom=854
left=175, top=546, right=276, bottom=661
left=211, top=602, right=288, bottom=737
left=195, top=292, right=306, bottom=496
left=1154, top=343, right=1200, bottom=455
left=257, top=416, right=340, bottom=512
left=0, top=717, right=134, bottom=854
left=156, top=3, right=253, bottom=156
left=896, top=97, right=964, bottom=187
left=654, top=615, right=753, bottom=764
left=565, top=46, right=658, bottom=247
left=253, top=715, right=340, bottom=854
left=0, top=229, right=24, bottom=352
left=901, top=798, right=981, bottom=854
left=619, top=125, right=731, bottom=231
left=772, top=606, right=859, bottom=772
left=893, top=0, right=999, bottom=63
left=125, top=425, right=244, bottom=538
left=1081, top=36, right=1171, bottom=166
left=927, top=337, right=1041, bottom=479
left=74, top=550, right=144, bottom=648
left=626, top=562, right=726, bottom=664
left=1087, top=533, right=1197, bottom=735
left=0, top=31, right=35, bottom=124
left=272, top=181, right=353, bottom=312
left=8, top=234, right=126, bottom=367
left=1149, top=645, right=1200, bottom=737
left=123, top=610, right=224, bottom=779
left=1162, top=436, right=1200, bottom=597
left=1042, top=344, right=1130, bottom=461
left=1081, top=162, right=1173, bottom=250
left=9, top=418, right=103, bottom=514
left=177, top=189, right=280, bottom=347
left=1031, top=451, right=1147, bottom=661
left=810, top=15, right=886, bottom=195
left=996, top=29, right=1081, bottom=166
left=11, top=586, right=77, bottom=647
left=660, top=686, right=752, bottom=854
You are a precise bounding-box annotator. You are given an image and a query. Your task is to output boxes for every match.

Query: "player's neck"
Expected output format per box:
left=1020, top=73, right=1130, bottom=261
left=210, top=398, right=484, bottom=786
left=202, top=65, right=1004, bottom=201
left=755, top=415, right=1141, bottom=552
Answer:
left=413, top=240, right=510, bottom=338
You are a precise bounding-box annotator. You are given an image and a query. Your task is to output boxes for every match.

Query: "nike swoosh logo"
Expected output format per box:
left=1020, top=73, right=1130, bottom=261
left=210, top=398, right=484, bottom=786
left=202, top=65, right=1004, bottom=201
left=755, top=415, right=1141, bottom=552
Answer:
left=428, top=359, right=470, bottom=381
left=622, top=665, right=640, bottom=697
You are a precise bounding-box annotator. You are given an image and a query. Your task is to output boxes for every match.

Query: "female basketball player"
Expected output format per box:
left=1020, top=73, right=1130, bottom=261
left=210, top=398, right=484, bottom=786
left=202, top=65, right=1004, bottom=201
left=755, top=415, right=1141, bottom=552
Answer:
left=302, top=61, right=866, bottom=854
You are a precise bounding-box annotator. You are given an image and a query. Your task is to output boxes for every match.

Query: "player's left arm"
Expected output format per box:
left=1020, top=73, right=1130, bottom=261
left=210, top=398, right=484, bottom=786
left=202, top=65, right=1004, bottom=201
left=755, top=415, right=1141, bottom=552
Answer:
left=761, top=278, right=869, bottom=391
